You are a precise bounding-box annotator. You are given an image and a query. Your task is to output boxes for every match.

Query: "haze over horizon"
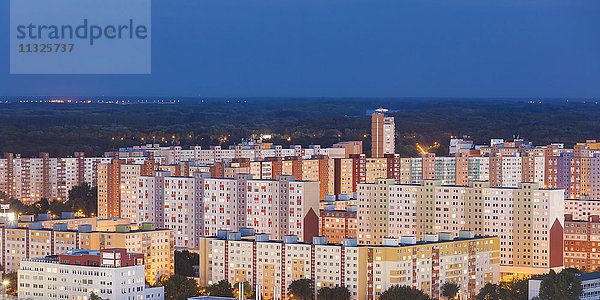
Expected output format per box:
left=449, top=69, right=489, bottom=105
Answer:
left=2, top=0, right=599, bottom=98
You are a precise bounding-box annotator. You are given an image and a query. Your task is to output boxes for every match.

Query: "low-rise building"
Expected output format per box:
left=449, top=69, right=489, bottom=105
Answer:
left=18, top=248, right=164, bottom=300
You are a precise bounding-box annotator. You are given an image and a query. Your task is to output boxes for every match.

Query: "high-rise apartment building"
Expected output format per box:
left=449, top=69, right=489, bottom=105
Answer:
left=563, top=214, right=600, bottom=271
left=565, top=199, right=600, bottom=220
left=356, top=179, right=564, bottom=277
left=0, top=152, right=117, bottom=204
left=371, top=109, right=395, bottom=157
left=0, top=222, right=173, bottom=284
left=0, top=142, right=355, bottom=204
left=97, top=159, right=155, bottom=221
left=319, top=208, right=357, bottom=244
left=137, top=172, right=320, bottom=248
left=198, top=231, right=499, bottom=300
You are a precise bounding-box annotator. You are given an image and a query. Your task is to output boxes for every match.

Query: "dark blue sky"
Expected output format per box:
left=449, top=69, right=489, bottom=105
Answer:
left=2, top=0, right=599, bottom=98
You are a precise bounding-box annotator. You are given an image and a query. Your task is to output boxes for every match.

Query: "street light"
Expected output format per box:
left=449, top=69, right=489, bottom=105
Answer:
left=2, top=280, right=8, bottom=299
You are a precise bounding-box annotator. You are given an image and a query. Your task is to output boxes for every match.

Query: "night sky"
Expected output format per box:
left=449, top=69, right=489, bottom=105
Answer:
left=1, top=0, right=599, bottom=98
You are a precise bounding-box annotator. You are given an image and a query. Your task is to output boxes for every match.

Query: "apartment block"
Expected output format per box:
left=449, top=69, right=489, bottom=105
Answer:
left=0, top=152, right=119, bottom=204
left=563, top=214, right=600, bottom=271
left=356, top=179, right=564, bottom=277
left=198, top=231, right=499, bottom=300
left=565, top=199, right=600, bottom=220
left=0, top=222, right=173, bottom=284
left=137, top=171, right=320, bottom=248
left=115, top=142, right=353, bottom=166
left=8, top=139, right=600, bottom=209
left=97, top=159, right=155, bottom=221
left=332, top=141, right=363, bottom=157
left=320, top=194, right=356, bottom=211
left=16, top=213, right=130, bottom=231
left=18, top=248, right=164, bottom=300
left=320, top=208, right=357, bottom=244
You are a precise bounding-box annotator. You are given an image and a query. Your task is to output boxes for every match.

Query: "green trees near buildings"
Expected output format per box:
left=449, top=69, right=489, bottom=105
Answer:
left=379, top=285, right=430, bottom=300
left=174, top=250, right=199, bottom=277
left=476, top=276, right=529, bottom=300
left=207, top=279, right=235, bottom=298
left=317, top=286, right=351, bottom=300
left=440, top=282, right=460, bottom=299
left=538, top=270, right=582, bottom=300
left=234, top=281, right=255, bottom=299
left=288, top=279, right=314, bottom=300
left=158, top=274, right=201, bottom=300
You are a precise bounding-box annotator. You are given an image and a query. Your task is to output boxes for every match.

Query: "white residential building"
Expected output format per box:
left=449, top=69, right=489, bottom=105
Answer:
left=137, top=172, right=320, bottom=248
left=18, top=249, right=164, bottom=300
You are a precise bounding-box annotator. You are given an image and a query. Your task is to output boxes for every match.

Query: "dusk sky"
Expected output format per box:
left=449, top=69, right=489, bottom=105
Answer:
left=1, top=0, right=599, bottom=98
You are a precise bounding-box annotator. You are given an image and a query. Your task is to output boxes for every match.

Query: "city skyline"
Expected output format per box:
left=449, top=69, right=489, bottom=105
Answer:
left=2, top=0, right=599, bottom=299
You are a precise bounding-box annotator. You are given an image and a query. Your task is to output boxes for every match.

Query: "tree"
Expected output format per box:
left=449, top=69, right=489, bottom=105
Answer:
left=317, top=287, right=334, bottom=300
left=441, top=282, right=460, bottom=299
left=379, top=285, right=430, bottom=300
left=36, top=198, right=50, bottom=214
left=476, top=283, right=501, bottom=300
left=66, top=182, right=98, bottom=215
left=4, top=183, right=98, bottom=218
left=499, top=276, right=529, bottom=300
left=317, top=286, right=351, bottom=300
left=538, top=269, right=582, bottom=300
left=0, top=191, right=8, bottom=202
left=207, top=279, right=234, bottom=298
left=158, top=274, right=200, bottom=300
left=476, top=276, right=536, bottom=300
left=89, top=292, right=107, bottom=300
left=234, top=281, right=255, bottom=299
left=175, top=250, right=199, bottom=277
left=333, top=286, right=351, bottom=300
left=288, top=279, right=314, bottom=300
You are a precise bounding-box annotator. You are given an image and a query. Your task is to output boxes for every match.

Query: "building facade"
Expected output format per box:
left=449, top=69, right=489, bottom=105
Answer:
left=355, top=179, right=564, bottom=277
left=18, top=248, right=164, bottom=300
left=371, top=111, right=395, bottom=158
left=0, top=222, right=173, bottom=284
left=137, top=172, right=320, bottom=248
left=198, top=231, right=499, bottom=300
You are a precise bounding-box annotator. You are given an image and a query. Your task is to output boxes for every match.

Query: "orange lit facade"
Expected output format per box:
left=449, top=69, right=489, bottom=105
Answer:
left=371, top=112, right=395, bottom=157
left=320, top=209, right=357, bottom=243
left=97, top=159, right=154, bottom=220
left=564, top=214, right=600, bottom=271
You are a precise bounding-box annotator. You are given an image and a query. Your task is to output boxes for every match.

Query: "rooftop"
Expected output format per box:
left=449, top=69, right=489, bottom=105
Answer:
left=208, top=231, right=496, bottom=248
left=576, top=272, right=600, bottom=281
left=531, top=272, right=600, bottom=282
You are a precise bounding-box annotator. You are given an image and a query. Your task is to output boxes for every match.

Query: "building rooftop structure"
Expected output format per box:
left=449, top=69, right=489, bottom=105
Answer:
left=24, top=248, right=144, bottom=268
left=209, top=229, right=489, bottom=247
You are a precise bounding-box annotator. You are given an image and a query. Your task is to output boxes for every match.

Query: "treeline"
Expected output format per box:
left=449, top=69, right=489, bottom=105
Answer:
left=0, top=98, right=599, bottom=158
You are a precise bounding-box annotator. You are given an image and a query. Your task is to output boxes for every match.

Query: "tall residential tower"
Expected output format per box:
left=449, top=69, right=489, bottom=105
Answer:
left=371, top=108, right=395, bottom=157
